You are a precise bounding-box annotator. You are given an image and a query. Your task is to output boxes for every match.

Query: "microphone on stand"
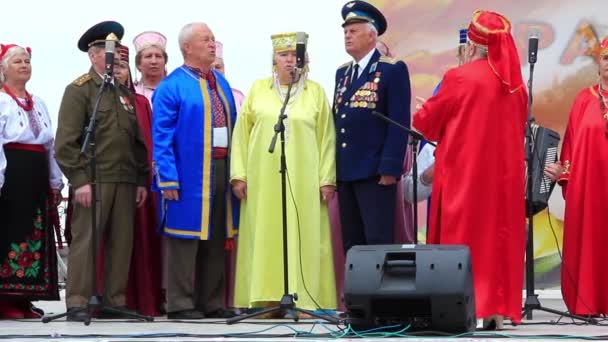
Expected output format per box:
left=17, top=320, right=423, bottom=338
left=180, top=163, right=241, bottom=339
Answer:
left=528, top=30, right=539, bottom=65
left=295, top=32, right=308, bottom=72
left=104, top=33, right=119, bottom=83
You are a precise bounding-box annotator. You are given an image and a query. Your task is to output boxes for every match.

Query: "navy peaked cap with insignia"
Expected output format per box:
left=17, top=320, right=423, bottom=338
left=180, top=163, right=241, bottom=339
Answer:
left=459, top=27, right=468, bottom=44
left=341, top=1, right=387, bottom=36
left=78, top=21, right=124, bottom=52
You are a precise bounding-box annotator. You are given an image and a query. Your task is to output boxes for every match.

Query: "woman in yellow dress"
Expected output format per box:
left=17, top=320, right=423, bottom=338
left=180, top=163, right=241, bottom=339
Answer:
left=230, top=32, right=337, bottom=316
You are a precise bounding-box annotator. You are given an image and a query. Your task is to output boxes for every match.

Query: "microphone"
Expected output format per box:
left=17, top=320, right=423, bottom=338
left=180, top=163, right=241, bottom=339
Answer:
left=295, top=32, right=308, bottom=70
left=528, top=30, right=539, bottom=65
left=104, top=33, right=119, bottom=81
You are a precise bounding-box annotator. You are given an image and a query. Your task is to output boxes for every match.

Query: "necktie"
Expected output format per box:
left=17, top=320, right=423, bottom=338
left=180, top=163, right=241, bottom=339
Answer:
left=351, top=64, right=360, bottom=84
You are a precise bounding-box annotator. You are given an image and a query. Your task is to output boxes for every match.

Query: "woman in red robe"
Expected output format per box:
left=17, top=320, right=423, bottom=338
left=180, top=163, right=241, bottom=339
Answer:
left=115, top=45, right=163, bottom=316
left=545, top=38, right=608, bottom=316
left=413, top=11, right=527, bottom=328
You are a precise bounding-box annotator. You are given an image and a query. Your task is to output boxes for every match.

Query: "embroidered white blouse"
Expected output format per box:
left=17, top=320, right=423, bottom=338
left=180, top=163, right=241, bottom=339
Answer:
left=0, top=92, right=64, bottom=190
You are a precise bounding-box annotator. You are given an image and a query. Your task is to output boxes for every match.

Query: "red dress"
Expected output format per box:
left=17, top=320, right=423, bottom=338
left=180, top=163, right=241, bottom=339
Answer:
left=558, top=85, right=608, bottom=315
left=125, top=94, right=163, bottom=316
left=413, top=59, right=527, bottom=322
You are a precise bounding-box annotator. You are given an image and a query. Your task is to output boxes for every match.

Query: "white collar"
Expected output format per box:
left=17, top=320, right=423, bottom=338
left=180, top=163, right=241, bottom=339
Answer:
left=352, top=48, right=376, bottom=77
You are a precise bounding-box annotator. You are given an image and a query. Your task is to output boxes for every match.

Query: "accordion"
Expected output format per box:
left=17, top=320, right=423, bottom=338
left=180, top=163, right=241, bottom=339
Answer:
left=526, top=124, right=560, bottom=216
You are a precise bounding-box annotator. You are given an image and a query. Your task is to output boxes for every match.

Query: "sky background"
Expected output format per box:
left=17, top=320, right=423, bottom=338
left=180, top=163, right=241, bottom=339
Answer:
left=2, top=0, right=349, bottom=127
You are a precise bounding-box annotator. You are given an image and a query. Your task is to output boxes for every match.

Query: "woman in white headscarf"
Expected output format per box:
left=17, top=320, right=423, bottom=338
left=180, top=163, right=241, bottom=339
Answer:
left=132, top=31, right=168, bottom=105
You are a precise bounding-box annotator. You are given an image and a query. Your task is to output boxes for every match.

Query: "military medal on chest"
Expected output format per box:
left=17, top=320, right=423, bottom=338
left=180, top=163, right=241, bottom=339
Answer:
left=335, top=68, right=350, bottom=107
left=119, top=95, right=134, bottom=112
left=350, top=71, right=381, bottom=109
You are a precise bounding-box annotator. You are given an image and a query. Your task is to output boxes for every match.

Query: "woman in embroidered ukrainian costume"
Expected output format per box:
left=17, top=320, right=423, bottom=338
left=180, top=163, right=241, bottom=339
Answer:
left=114, top=45, right=163, bottom=316
left=0, top=44, right=63, bottom=318
left=132, top=31, right=168, bottom=105
left=545, top=37, right=608, bottom=316
left=230, top=32, right=337, bottom=315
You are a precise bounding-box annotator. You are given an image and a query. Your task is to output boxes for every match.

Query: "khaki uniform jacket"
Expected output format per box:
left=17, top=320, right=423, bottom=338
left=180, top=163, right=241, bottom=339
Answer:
left=55, top=67, right=148, bottom=189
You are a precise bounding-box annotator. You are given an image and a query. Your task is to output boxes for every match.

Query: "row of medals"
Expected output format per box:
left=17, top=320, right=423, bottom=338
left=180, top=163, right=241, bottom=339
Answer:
left=351, top=73, right=381, bottom=109
left=119, top=96, right=135, bottom=112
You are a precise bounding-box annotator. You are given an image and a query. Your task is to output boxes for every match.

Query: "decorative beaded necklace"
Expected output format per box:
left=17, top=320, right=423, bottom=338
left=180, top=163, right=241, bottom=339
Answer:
left=2, top=85, right=33, bottom=111
left=273, top=73, right=304, bottom=106
left=272, top=73, right=305, bottom=143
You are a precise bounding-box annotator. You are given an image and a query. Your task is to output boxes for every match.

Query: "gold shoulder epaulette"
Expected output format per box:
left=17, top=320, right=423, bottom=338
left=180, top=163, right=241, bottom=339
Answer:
left=72, top=73, right=92, bottom=86
left=379, top=56, right=399, bottom=64
left=338, top=61, right=351, bottom=69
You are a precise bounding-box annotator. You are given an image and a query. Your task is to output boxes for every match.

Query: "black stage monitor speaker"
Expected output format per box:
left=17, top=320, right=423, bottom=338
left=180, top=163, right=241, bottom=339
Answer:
left=344, top=244, right=476, bottom=332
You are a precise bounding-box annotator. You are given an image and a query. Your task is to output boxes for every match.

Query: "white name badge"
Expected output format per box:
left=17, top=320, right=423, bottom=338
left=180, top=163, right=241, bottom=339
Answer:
left=213, top=127, right=229, bottom=148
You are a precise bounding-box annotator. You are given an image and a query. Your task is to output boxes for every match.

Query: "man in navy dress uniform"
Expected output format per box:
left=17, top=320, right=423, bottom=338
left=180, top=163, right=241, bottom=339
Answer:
left=334, top=1, right=411, bottom=253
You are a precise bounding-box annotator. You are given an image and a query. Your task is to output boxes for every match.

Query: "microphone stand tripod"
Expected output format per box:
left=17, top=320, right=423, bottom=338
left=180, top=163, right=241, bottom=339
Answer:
left=371, top=112, right=436, bottom=245
left=520, top=55, right=595, bottom=325
left=43, top=74, right=153, bottom=325
left=227, top=69, right=339, bottom=325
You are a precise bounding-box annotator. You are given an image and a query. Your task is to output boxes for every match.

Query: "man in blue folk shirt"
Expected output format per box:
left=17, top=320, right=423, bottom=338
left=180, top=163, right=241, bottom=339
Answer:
left=334, top=1, right=411, bottom=253
left=152, top=22, right=239, bottom=320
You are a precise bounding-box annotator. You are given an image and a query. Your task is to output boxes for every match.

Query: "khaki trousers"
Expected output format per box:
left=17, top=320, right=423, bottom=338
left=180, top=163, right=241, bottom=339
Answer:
left=66, top=183, right=136, bottom=308
left=166, top=159, right=227, bottom=313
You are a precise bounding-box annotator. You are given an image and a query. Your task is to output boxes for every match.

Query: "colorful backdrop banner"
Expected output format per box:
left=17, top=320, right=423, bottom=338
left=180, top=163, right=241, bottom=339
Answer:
left=372, top=0, right=606, bottom=288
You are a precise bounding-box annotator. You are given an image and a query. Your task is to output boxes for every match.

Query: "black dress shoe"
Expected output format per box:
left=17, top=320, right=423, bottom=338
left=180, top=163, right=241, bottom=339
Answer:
left=66, top=307, right=89, bottom=322
left=30, top=305, right=45, bottom=317
left=97, top=306, right=138, bottom=319
left=167, top=309, right=205, bottom=320
left=205, top=308, right=236, bottom=319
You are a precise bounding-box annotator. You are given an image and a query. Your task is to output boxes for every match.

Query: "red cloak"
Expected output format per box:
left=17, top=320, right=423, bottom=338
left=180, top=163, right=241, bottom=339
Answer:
left=413, top=59, right=527, bottom=322
left=558, top=85, right=608, bottom=315
left=125, top=94, right=163, bottom=316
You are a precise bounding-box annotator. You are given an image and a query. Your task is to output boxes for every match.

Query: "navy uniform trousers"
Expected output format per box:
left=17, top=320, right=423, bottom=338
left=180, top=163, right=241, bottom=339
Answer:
left=338, top=178, right=396, bottom=254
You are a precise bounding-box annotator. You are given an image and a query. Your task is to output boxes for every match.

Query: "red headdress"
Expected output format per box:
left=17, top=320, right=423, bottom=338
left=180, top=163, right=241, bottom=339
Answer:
left=467, top=10, right=523, bottom=93
left=0, top=44, right=31, bottom=61
left=116, top=44, right=135, bottom=92
left=600, top=37, right=608, bottom=60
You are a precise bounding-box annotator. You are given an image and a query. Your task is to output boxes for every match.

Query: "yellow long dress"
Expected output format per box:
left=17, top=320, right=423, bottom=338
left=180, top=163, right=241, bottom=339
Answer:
left=230, top=77, right=337, bottom=310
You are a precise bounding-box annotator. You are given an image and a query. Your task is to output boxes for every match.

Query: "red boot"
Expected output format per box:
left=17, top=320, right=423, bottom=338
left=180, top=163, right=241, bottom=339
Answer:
left=0, top=300, right=25, bottom=319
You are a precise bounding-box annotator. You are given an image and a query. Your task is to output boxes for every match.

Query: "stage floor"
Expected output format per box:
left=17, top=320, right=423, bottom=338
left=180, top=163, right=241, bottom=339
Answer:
left=0, top=292, right=605, bottom=341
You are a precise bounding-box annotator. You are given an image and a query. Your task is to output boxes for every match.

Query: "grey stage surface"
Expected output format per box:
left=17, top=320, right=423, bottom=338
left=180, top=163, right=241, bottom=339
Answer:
left=0, top=292, right=605, bottom=341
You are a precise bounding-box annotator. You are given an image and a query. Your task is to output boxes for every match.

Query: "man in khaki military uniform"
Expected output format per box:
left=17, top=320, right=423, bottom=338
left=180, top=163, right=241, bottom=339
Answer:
left=54, top=21, right=148, bottom=322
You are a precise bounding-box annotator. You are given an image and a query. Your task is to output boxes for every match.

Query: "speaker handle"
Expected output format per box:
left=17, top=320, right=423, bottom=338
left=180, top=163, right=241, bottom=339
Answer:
left=385, top=260, right=416, bottom=268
